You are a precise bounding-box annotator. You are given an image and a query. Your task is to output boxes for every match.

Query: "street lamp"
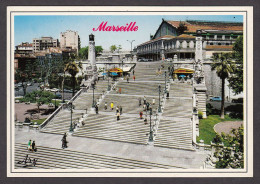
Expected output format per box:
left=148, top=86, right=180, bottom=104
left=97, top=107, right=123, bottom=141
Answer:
left=91, top=81, right=96, bottom=108
left=107, top=70, right=111, bottom=91
left=127, top=40, right=135, bottom=52
left=164, top=71, right=167, bottom=93
left=54, top=91, right=57, bottom=110
left=149, top=108, right=153, bottom=142
left=69, top=102, right=74, bottom=132
left=158, top=85, right=162, bottom=113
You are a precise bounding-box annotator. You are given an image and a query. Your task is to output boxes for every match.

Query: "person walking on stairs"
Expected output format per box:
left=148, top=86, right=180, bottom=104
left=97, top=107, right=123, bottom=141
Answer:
left=31, top=141, right=37, bottom=152
left=61, top=133, right=68, bottom=149
left=132, top=69, right=135, bottom=75
left=152, top=98, right=155, bottom=105
left=139, top=111, right=143, bottom=119
left=104, top=102, right=107, bottom=110
left=133, top=75, right=136, bottom=81
left=117, top=112, right=120, bottom=121
left=111, top=102, right=114, bottom=110
left=95, top=104, right=99, bottom=114
left=120, top=106, right=123, bottom=115
left=119, top=88, right=122, bottom=94
left=27, top=140, right=31, bottom=151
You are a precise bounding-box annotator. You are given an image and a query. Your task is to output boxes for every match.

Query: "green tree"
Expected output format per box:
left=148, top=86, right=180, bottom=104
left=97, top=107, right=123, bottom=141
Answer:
left=211, top=53, right=235, bottom=119
left=117, top=45, right=122, bottom=53
left=95, top=46, right=103, bottom=56
left=110, top=45, right=117, bottom=53
left=229, top=36, right=243, bottom=94
left=79, top=47, right=88, bottom=59
left=214, top=125, right=244, bottom=168
left=64, top=61, right=79, bottom=96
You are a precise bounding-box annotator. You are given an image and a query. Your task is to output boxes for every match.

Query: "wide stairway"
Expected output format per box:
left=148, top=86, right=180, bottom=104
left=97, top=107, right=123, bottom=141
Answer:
left=15, top=143, right=182, bottom=169
left=41, top=61, right=194, bottom=151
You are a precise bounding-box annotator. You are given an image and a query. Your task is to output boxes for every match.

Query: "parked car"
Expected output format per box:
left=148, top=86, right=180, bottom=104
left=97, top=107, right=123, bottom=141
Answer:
left=210, top=96, right=222, bottom=102
left=17, top=83, right=22, bottom=87
left=232, top=98, right=243, bottom=103
left=48, top=103, right=55, bottom=108
left=55, top=93, right=62, bottom=99
left=51, top=88, right=59, bottom=92
left=63, top=89, right=73, bottom=93
left=148, top=59, right=153, bottom=62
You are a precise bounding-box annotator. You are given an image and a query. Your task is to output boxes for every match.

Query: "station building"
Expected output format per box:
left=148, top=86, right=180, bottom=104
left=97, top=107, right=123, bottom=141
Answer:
left=136, top=19, right=243, bottom=60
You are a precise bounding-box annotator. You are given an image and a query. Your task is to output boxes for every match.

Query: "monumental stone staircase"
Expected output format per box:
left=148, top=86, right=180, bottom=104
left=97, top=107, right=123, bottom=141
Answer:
left=40, top=61, right=194, bottom=151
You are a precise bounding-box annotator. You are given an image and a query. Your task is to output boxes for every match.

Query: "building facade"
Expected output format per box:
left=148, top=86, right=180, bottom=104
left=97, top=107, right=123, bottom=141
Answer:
left=15, top=42, right=34, bottom=55
left=60, top=30, right=81, bottom=54
left=32, top=37, right=59, bottom=52
left=137, top=19, right=243, bottom=60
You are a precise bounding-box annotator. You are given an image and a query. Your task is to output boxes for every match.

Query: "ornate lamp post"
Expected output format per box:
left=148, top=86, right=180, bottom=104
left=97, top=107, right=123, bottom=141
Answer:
left=158, top=85, right=162, bottom=113
left=164, top=71, right=167, bottom=93
left=107, top=70, right=111, bottom=91
left=54, top=91, right=57, bottom=110
left=149, top=108, right=153, bottom=142
left=91, top=81, right=96, bottom=108
left=69, top=102, right=74, bottom=132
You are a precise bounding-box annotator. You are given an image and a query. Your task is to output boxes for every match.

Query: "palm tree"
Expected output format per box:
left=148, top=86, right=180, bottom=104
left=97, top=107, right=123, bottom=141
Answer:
left=211, top=53, right=235, bottom=119
left=64, top=61, right=79, bottom=96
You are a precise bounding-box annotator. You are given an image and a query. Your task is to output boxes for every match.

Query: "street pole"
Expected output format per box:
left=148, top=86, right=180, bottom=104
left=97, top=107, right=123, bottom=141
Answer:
left=127, top=40, right=135, bottom=52
left=149, top=108, right=153, bottom=142
left=158, top=85, right=162, bottom=113
left=54, top=91, right=57, bottom=110
left=164, top=71, right=167, bottom=93
left=69, top=102, right=73, bottom=132
left=92, top=82, right=95, bottom=108
left=107, top=70, right=111, bottom=91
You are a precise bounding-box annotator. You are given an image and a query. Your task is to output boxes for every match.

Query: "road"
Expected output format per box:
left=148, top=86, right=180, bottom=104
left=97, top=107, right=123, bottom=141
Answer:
left=15, top=83, right=74, bottom=100
left=207, top=100, right=242, bottom=110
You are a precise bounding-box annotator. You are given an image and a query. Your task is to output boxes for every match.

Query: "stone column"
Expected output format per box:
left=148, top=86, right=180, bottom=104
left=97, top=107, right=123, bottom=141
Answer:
left=195, top=30, right=203, bottom=62
left=88, top=34, right=96, bottom=67
left=160, top=40, right=165, bottom=61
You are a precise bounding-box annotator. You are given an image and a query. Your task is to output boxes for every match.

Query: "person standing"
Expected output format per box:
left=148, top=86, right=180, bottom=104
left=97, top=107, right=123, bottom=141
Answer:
left=119, top=88, right=122, bottom=94
left=61, top=133, right=67, bottom=149
left=104, top=102, right=107, bottom=110
left=152, top=98, right=155, bottom=105
left=116, top=106, right=119, bottom=114
left=133, top=75, right=136, bottom=81
left=95, top=104, right=99, bottom=114
left=138, top=97, right=142, bottom=106
left=143, top=96, right=147, bottom=105
left=117, top=112, right=120, bottom=121
left=111, top=102, right=114, bottom=110
left=31, top=141, right=36, bottom=152
left=139, top=111, right=143, bottom=119
left=146, top=102, right=150, bottom=110
left=28, top=140, right=31, bottom=151
left=120, top=106, right=123, bottom=115
left=133, top=69, right=135, bottom=75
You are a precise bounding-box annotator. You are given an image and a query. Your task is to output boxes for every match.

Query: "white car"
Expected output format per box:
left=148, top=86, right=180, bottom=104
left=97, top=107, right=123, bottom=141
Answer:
left=50, top=88, right=59, bottom=92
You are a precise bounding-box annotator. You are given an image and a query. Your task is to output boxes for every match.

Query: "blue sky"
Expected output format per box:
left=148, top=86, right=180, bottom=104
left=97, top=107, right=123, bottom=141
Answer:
left=14, top=15, right=243, bottom=51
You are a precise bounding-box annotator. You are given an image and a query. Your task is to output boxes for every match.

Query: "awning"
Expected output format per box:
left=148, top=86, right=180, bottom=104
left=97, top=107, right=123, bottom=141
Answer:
left=109, top=68, right=123, bottom=73
left=174, top=68, right=194, bottom=74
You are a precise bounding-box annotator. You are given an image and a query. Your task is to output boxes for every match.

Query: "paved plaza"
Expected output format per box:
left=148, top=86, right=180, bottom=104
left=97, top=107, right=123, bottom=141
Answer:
left=15, top=61, right=208, bottom=169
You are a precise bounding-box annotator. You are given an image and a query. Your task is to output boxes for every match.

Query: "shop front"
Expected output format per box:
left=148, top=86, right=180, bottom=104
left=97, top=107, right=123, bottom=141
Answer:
left=173, top=68, right=194, bottom=80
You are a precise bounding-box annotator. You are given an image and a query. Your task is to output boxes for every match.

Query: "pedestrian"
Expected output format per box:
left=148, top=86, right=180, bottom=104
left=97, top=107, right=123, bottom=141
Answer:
left=143, top=96, right=147, bottom=105
left=111, top=102, right=114, bottom=110
left=104, top=102, right=107, bottom=110
left=146, top=102, right=150, bottom=110
left=152, top=98, right=155, bottom=105
left=117, top=112, right=120, bottom=121
left=95, top=104, right=99, bottom=114
left=138, top=97, right=142, bottom=106
left=28, top=140, right=31, bottom=151
left=61, top=133, right=67, bottom=149
left=116, top=106, right=119, bottom=113
left=119, top=88, right=122, bottom=94
left=133, top=69, right=135, bottom=75
left=139, top=111, right=143, bottom=119
left=120, top=106, right=122, bottom=115
left=31, top=141, right=37, bottom=152
left=143, top=103, right=147, bottom=111
left=127, top=75, right=129, bottom=83
left=133, top=75, right=136, bottom=81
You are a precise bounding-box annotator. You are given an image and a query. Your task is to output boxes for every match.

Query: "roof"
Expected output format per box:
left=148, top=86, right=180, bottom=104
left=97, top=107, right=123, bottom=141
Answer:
left=138, top=35, right=175, bottom=46
left=205, top=45, right=234, bottom=50
left=17, top=42, right=33, bottom=47
left=177, top=34, right=196, bottom=39
left=166, top=20, right=243, bottom=33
